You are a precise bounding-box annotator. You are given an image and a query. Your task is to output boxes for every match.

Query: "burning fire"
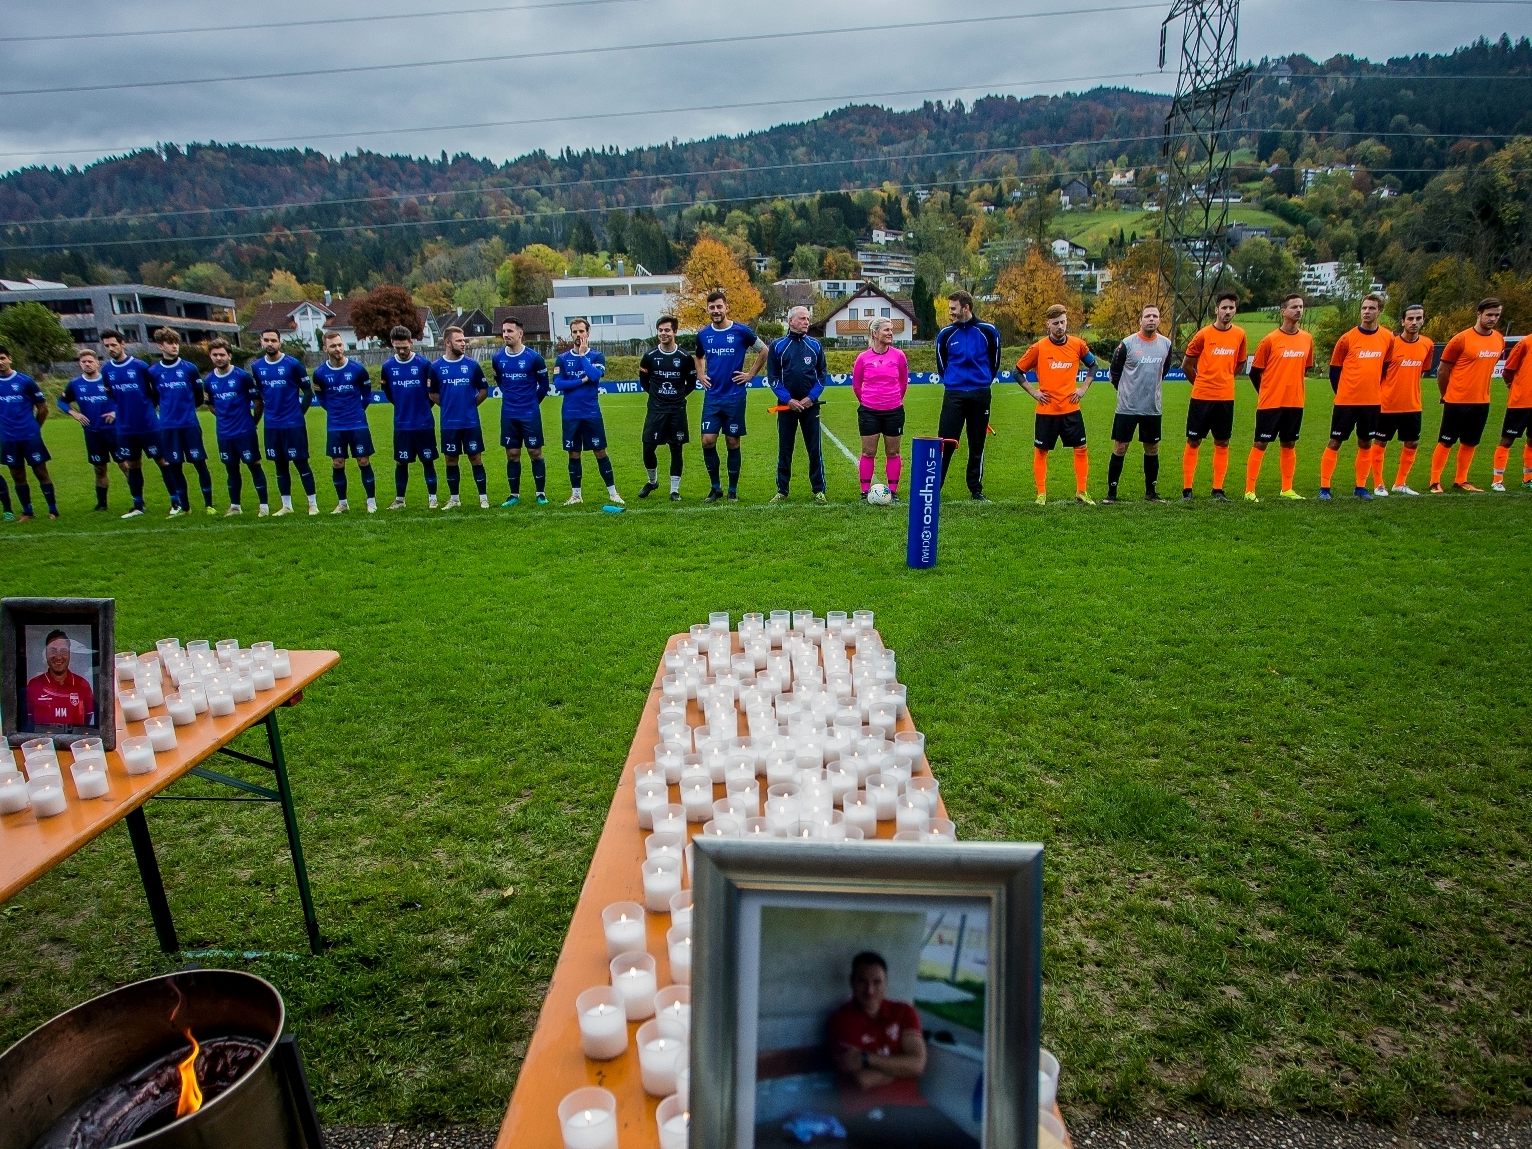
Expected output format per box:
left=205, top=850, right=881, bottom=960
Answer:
left=175, top=1029, right=203, bottom=1117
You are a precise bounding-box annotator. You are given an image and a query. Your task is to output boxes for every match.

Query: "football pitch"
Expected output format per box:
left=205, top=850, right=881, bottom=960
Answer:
left=1, top=382, right=1529, bottom=1126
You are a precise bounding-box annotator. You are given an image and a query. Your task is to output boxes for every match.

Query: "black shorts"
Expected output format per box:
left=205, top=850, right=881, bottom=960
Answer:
left=1329, top=404, right=1380, bottom=443
left=1185, top=398, right=1235, bottom=443
left=1376, top=411, right=1422, bottom=444
left=159, top=426, right=207, bottom=463
left=1438, top=402, right=1490, bottom=447
left=264, top=426, right=309, bottom=462
left=1501, top=408, right=1532, bottom=441
left=440, top=427, right=485, bottom=457
left=0, top=436, right=49, bottom=468
left=1254, top=407, right=1304, bottom=444
left=394, top=428, right=438, bottom=462
left=113, top=430, right=161, bottom=463
left=83, top=429, right=115, bottom=465
left=857, top=405, right=906, bottom=437
left=1034, top=412, right=1087, bottom=450
left=1111, top=413, right=1162, bottom=444
left=643, top=406, right=690, bottom=446
left=326, top=428, right=376, bottom=459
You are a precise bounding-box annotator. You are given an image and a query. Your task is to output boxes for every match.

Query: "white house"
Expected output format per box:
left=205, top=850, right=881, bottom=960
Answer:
left=809, top=284, right=917, bottom=344
left=546, top=272, right=684, bottom=343
left=1298, top=261, right=1384, bottom=299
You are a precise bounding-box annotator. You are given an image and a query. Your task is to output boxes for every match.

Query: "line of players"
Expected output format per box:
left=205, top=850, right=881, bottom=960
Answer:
left=934, top=291, right=1528, bottom=504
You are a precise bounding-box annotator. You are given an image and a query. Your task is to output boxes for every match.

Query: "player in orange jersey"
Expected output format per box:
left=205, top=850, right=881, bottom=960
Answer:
left=1244, top=294, right=1315, bottom=502
left=1491, top=335, right=1530, bottom=491
left=1430, top=298, right=1504, bottom=493
left=1180, top=291, right=1246, bottom=501
left=1373, top=303, right=1432, bottom=496
left=1016, top=304, right=1099, bottom=506
left=1321, top=293, right=1392, bottom=500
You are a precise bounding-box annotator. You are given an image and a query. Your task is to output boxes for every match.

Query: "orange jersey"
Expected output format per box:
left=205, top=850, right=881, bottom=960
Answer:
left=1251, top=328, right=1314, bottom=410
left=1380, top=335, right=1433, bottom=414
left=1439, top=327, right=1505, bottom=404
left=1504, top=338, right=1530, bottom=408
left=1330, top=325, right=1392, bottom=405
left=1184, top=324, right=1247, bottom=401
left=1016, top=335, right=1092, bottom=415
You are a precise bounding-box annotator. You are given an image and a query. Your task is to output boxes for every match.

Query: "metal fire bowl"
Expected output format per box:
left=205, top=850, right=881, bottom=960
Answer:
left=0, top=969, right=295, bottom=1149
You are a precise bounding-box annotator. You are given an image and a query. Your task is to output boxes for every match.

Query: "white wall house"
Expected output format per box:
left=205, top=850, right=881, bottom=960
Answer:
left=546, top=274, right=683, bottom=343
left=813, top=285, right=917, bottom=343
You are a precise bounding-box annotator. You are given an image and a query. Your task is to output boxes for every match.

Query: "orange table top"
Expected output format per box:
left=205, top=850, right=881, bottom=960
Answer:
left=1, top=649, right=339, bottom=902
left=495, top=632, right=950, bottom=1149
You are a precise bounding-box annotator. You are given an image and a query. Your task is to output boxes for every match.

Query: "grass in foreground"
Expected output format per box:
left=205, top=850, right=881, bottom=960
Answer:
left=0, top=386, right=1528, bottom=1128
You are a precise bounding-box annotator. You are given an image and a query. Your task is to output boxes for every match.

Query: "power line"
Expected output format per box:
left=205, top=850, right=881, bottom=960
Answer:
left=0, top=4, right=1166, bottom=97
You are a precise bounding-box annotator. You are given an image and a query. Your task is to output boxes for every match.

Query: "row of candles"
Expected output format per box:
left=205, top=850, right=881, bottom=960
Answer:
left=557, top=609, right=933, bottom=1149
left=0, top=639, right=292, bottom=821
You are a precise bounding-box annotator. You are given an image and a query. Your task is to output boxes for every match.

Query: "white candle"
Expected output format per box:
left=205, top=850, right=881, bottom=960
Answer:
left=144, top=716, right=178, bottom=753
left=118, top=690, right=149, bottom=722
left=609, top=953, right=658, bottom=1020
left=557, top=1088, right=619, bottom=1149
left=165, top=693, right=197, bottom=726
left=637, top=1018, right=688, bottom=1097
left=680, top=780, right=713, bottom=823
left=575, top=988, right=629, bottom=1061
left=141, top=675, right=166, bottom=707
left=667, top=923, right=692, bottom=986
left=207, top=687, right=236, bottom=717
left=655, top=984, right=691, bottom=1030
left=926, top=818, right=957, bottom=842
left=842, top=792, right=878, bottom=837
left=252, top=665, right=277, bottom=691
left=70, top=759, right=110, bottom=800
left=155, top=638, right=181, bottom=659
left=21, top=738, right=58, bottom=770
left=116, top=651, right=140, bottom=683
left=186, top=639, right=211, bottom=655
left=183, top=683, right=208, bottom=714
left=216, top=638, right=240, bottom=665
left=895, top=796, right=931, bottom=835
left=652, top=805, right=687, bottom=839
left=656, top=1094, right=689, bottom=1149
left=120, top=736, right=157, bottom=774
left=866, top=774, right=899, bottom=820
left=23, top=756, right=61, bottom=784
left=272, top=649, right=292, bottom=679
left=907, top=775, right=940, bottom=813
left=601, top=902, right=647, bottom=961
left=642, top=856, right=682, bottom=912
left=69, top=737, right=105, bottom=767
left=29, top=779, right=67, bottom=818
left=0, top=770, right=31, bottom=813
left=231, top=674, right=256, bottom=703
left=634, top=782, right=668, bottom=831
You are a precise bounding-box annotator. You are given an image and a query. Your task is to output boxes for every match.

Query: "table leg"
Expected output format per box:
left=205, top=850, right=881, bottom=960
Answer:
left=264, top=712, right=324, bottom=954
left=125, top=806, right=180, bottom=953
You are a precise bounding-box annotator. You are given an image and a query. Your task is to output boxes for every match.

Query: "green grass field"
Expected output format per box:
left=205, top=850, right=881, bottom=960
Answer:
left=1056, top=206, right=1290, bottom=256
left=2, top=383, right=1529, bottom=1129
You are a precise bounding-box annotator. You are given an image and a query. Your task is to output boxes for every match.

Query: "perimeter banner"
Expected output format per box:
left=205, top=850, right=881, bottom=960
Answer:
left=906, top=437, right=943, bottom=569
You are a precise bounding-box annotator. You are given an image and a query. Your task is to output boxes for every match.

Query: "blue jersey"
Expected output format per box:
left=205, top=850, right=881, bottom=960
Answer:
left=695, top=322, right=759, bottom=404
left=60, top=375, right=115, bottom=431
left=250, top=353, right=310, bottom=430
left=379, top=353, right=438, bottom=432
left=0, top=372, right=44, bottom=440
left=148, top=358, right=203, bottom=430
left=430, top=355, right=487, bottom=430
left=491, top=347, right=549, bottom=419
left=313, top=358, right=373, bottom=433
left=553, top=349, right=605, bottom=420
left=102, top=355, right=159, bottom=434
left=204, top=367, right=261, bottom=439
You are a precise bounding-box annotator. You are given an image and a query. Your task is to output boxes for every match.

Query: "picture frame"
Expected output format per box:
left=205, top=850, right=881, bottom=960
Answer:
left=2, top=597, right=117, bottom=751
left=691, top=838, right=1043, bottom=1149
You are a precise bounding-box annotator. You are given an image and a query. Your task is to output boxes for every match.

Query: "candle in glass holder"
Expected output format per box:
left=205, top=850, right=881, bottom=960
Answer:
left=764, top=797, right=799, bottom=837
left=926, top=819, right=957, bottom=842
left=907, top=775, right=940, bottom=813
left=842, top=792, right=877, bottom=837
left=557, top=1087, right=619, bottom=1149
left=155, top=638, right=181, bottom=659
left=668, top=889, right=693, bottom=929
left=230, top=674, right=256, bottom=703
left=186, top=639, right=211, bottom=655
left=865, top=773, right=899, bottom=820
left=0, top=770, right=31, bottom=813
left=744, top=816, right=773, bottom=837
left=667, top=922, right=692, bottom=985
left=637, top=1017, right=688, bottom=1097
left=165, top=693, right=197, bottom=726
left=71, top=758, right=110, bottom=800
left=252, top=664, right=277, bottom=692
left=893, top=729, right=926, bottom=769
left=656, top=1093, right=689, bottom=1149
left=207, top=687, right=236, bottom=717
left=115, top=651, right=140, bottom=684
left=655, top=984, right=691, bottom=1030
left=144, top=716, right=178, bottom=753
left=575, top=987, right=629, bottom=1060
left=21, top=738, right=58, bottom=771
left=635, top=781, right=669, bottom=831
left=895, top=796, right=931, bottom=834
left=29, top=779, right=67, bottom=818
left=609, top=952, right=658, bottom=1020
left=140, top=674, right=166, bottom=708
left=601, top=901, right=647, bottom=960
left=642, top=856, right=683, bottom=912
left=216, top=639, right=239, bottom=665
left=652, top=804, right=687, bottom=839
left=271, top=650, right=292, bottom=678
left=182, top=683, right=209, bottom=715
left=120, top=736, right=157, bottom=774
left=69, top=737, right=105, bottom=767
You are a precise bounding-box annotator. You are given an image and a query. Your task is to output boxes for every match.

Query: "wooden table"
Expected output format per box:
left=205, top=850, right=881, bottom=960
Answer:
left=1, top=649, right=338, bottom=954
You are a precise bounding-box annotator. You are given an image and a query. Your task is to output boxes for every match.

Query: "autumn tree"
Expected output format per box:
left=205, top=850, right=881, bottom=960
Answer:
left=675, top=237, right=764, bottom=329
left=413, top=280, right=454, bottom=316
left=0, top=302, right=73, bottom=375
left=991, top=248, right=1080, bottom=344
left=821, top=248, right=860, bottom=279
left=1090, top=240, right=1177, bottom=345
left=352, top=285, right=422, bottom=341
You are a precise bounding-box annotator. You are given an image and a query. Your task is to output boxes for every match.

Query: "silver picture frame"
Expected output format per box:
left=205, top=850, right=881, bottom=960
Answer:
left=691, top=838, right=1043, bottom=1149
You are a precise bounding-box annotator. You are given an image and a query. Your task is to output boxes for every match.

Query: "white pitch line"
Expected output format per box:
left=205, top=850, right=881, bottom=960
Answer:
left=821, top=422, right=860, bottom=469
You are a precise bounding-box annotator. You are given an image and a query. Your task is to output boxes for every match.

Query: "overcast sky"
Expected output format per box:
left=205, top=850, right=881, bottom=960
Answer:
left=1, top=0, right=1526, bottom=177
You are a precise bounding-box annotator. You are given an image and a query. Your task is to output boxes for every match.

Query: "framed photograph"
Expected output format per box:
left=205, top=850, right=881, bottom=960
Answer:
left=691, top=838, right=1043, bottom=1149
left=2, top=597, right=117, bottom=750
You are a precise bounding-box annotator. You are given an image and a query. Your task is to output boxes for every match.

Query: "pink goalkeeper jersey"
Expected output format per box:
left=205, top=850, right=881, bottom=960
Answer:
left=852, top=346, right=909, bottom=411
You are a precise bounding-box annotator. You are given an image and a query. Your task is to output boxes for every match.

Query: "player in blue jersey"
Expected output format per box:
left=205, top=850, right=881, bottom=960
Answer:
left=430, top=325, right=491, bottom=509
left=59, top=347, right=117, bottom=511
left=205, top=338, right=269, bottom=516
left=0, top=345, right=58, bottom=521
left=379, top=324, right=440, bottom=509
left=694, top=289, right=766, bottom=502
left=101, top=329, right=171, bottom=518
left=554, top=318, right=623, bottom=505
left=313, top=330, right=378, bottom=514
left=251, top=327, right=318, bottom=516
left=149, top=328, right=215, bottom=516
left=492, top=316, right=550, bottom=506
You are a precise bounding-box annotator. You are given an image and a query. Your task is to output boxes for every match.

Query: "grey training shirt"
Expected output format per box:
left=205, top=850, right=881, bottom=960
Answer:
left=1110, top=332, right=1174, bottom=415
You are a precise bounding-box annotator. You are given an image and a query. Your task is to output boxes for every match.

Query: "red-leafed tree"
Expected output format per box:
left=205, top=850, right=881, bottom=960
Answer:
left=352, top=285, right=422, bottom=340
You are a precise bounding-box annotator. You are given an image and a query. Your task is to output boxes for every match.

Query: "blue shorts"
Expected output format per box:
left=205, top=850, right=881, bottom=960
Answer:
left=264, top=426, right=310, bottom=462
left=562, top=415, right=607, bottom=452
left=218, top=432, right=262, bottom=464
left=326, top=428, right=376, bottom=459
left=83, top=429, right=116, bottom=465
left=113, top=430, right=161, bottom=463
left=700, top=397, right=747, bottom=438
left=441, top=426, right=485, bottom=457
left=159, top=425, right=207, bottom=464
left=1, top=437, right=49, bottom=468
left=501, top=415, right=544, bottom=450
left=394, top=428, right=438, bottom=462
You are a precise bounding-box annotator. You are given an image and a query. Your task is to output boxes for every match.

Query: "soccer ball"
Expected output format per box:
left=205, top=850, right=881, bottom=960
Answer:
left=867, top=484, right=894, bottom=506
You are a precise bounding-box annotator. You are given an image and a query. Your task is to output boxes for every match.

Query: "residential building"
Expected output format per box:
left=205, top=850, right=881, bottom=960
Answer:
left=546, top=272, right=683, bottom=342
left=442, top=308, right=493, bottom=339
left=491, top=305, right=552, bottom=343
left=813, top=279, right=861, bottom=301
left=247, top=297, right=436, bottom=350
left=808, top=284, right=917, bottom=343
left=0, top=280, right=239, bottom=347
left=869, top=228, right=907, bottom=245
left=1059, top=178, right=1091, bottom=209
left=855, top=249, right=916, bottom=296
left=1108, top=169, right=1136, bottom=188
left=1050, top=239, right=1089, bottom=262
left=1297, top=261, right=1384, bottom=299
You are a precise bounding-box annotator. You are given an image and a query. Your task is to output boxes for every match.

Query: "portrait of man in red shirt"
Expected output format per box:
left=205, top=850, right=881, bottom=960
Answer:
left=25, top=627, right=96, bottom=729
